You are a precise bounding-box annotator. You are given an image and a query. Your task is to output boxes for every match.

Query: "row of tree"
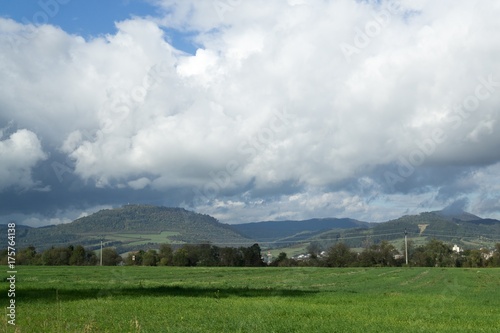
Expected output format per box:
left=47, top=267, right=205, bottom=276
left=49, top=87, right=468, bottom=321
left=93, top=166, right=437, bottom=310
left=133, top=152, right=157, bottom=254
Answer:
left=2, top=240, right=500, bottom=267
left=0, top=243, right=266, bottom=267
left=286, top=239, right=500, bottom=268
left=125, top=243, right=265, bottom=267
left=0, top=245, right=122, bottom=266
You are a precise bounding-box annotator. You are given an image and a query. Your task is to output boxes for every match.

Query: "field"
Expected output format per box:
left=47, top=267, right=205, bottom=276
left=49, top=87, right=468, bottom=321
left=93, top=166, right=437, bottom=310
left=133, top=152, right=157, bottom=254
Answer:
left=103, top=231, right=183, bottom=246
left=2, top=267, right=500, bottom=332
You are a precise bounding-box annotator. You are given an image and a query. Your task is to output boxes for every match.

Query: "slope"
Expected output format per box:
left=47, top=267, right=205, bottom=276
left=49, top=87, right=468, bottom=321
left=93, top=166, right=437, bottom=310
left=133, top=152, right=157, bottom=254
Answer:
left=9, top=205, right=252, bottom=251
left=306, top=211, right=500, bottom=251
left=232, top=218, right=372, bottom=244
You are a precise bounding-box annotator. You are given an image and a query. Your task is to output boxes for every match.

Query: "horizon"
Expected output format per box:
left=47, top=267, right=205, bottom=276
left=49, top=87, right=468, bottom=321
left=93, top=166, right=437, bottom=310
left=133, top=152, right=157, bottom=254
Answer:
left=2, top=202, right=490, bottom=228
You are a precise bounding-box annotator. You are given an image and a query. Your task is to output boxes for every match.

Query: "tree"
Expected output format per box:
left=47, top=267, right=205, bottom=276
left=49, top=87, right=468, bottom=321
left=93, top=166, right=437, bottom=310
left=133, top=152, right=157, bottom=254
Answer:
left=197, top=244, right=219, bottom=266
left=270, top=252, right=298, bottom=267
left=325, top=243, right=356, bottom=267
left=359, top=241, right=399, bottom=267
left=102, top=248, right=122, bottom=266
left=411, top=239, right=453, bottom=267
left=173, top=248, right=190, bottom=266
left=464, top=249, right=485, bottom=268
left=158, top=244, right=173, bottom=266
left=243, top=244, right=264, bottom=267
left=42, top=246, right=71, bottom=265
left=142, top=249, right=158, bottom=266
left=219, top=247, right=244, bottom=267
left=69, top=245, right=86, bottom=266
left=85, top=251, right=98, bottom=266
left=17, top=246, right=40, bottom=265
left=182, top=245, right=201, bottom=266
left=411, top=246, right=433, bottom=267
left=487, top=243, right=500, bottom=267
left=425, top=239, right=453, bottom=267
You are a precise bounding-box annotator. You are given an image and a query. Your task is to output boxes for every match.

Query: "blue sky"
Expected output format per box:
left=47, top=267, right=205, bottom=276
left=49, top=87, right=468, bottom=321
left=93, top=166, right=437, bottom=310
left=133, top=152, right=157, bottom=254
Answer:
left=1, top=0, right=500, bottom=227
left=0, top=0, right=155, bottom=35
left=0, top=0, right=197, bottom=53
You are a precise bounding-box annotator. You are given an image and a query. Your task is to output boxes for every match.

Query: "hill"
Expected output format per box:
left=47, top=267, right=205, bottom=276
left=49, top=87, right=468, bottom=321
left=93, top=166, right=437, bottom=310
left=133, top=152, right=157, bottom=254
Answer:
left=299, top=210, right=500, bottom=252
left=4, top=205, right=500, bottom=255
left=8, top=205, right=252, bottom=252
left=232, top=218, right=372, bottom=245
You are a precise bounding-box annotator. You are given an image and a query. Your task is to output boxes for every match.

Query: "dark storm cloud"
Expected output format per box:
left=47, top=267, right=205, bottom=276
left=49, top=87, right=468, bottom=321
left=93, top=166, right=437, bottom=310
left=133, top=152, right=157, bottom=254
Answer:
left=0, top=153, right=185, bottom=218
left=441, top=198, right=470, bottom=215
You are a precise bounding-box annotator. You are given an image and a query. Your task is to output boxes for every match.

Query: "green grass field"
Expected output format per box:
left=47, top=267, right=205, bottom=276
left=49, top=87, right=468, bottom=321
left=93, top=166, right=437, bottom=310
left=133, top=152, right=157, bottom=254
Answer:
left=104, top=231, right=183, bottom=246
left=2, top=266, right=500, bottom=332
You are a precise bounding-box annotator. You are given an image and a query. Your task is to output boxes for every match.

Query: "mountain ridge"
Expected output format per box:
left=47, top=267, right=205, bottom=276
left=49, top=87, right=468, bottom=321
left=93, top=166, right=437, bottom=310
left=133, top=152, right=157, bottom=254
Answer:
left=3, top=205, right=500, bottom=253
left=5, top=204, right=252, bottom=251
left=232, top=218, right=372, bottom=243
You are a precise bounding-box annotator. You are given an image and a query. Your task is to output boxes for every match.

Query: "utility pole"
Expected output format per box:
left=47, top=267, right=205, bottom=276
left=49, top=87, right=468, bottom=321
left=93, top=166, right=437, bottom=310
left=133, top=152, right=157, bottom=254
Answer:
left=404, top=228, right=408, bottom=266
left=100, top=240, right=103, bottom=266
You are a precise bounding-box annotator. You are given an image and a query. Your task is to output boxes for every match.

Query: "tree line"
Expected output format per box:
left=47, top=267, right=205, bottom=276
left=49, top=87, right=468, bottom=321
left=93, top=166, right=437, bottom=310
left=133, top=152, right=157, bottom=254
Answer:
left=283, top=239, right=500, bottom=268
left=0, top=243, right=266, bottom=267
left=125, top=243, right=265, bottom=267
left=2, top=239, right=500, bottom=267
left=0, top=245, right=123, bottom=266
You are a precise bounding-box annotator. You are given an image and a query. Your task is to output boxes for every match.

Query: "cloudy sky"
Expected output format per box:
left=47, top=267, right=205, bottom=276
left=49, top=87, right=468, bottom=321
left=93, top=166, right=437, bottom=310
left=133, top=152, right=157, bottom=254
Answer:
left=1, top=0, right=500, bottom=226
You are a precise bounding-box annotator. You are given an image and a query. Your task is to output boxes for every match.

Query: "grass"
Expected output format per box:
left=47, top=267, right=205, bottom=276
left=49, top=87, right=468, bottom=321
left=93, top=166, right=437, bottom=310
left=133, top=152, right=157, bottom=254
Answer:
left=2, top=266, right=500, bottom=332
left=267, top=243, right=309, bottom=258
left=104, top=231, right=183, bottom=246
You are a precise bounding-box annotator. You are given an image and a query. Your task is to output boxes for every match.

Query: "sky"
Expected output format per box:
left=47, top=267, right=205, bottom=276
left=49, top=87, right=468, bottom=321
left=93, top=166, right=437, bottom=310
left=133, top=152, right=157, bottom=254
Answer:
left=1, top=0, right=500, bottom=227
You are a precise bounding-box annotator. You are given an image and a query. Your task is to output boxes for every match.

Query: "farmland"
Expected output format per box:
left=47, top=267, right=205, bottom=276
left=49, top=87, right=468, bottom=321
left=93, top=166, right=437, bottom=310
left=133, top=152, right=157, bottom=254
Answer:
left=2, top=266, right=500, bottom=332
left=104, top=231, right=183, bottom=246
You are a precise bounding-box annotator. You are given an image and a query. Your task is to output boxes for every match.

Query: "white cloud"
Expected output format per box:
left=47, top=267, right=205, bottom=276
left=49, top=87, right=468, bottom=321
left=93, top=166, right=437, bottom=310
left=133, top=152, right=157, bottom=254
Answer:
left=0, top=129, right=47, bottom=191
left=1, top=0, right=500, bottom=222
left=22, top=216, right=72, bottom=227
left=128, top=177, right=152, bottom=190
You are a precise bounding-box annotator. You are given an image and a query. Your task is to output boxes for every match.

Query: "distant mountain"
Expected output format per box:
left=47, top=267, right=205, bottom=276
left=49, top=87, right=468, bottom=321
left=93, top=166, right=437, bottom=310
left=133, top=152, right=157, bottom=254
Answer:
left=233, top=209, right=500, bottom=251
left=310, top=211, right=500, bottom=250
left=232, top=218, right=372, bottom=244
left=433, top=209, right=482, bottom=222
left=3, top=205, right=499, bottom=254
left=4, top=205, right=252, bottom=252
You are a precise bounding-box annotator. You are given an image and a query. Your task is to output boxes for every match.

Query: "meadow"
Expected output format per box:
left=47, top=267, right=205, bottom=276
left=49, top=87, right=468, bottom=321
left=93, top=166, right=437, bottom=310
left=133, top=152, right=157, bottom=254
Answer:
left=2, top=266, right=500, bottom=332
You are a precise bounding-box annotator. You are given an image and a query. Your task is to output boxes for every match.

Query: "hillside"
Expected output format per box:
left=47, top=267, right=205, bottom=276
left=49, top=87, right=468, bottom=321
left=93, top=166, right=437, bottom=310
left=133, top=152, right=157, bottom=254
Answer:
left=302, top=211, right=500, bottom=251
left=9, top=205, right=252, bottom=252
left=4, top=206, right=500, bottom=255
left=233, top=218, right=372, bottom=244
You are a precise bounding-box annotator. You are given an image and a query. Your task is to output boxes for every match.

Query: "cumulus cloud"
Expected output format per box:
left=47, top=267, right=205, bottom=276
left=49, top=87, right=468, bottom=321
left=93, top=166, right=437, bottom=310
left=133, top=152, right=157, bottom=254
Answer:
left=1, top=0, right=500, bottom=224
left=0, top=129, right=47, bottom=191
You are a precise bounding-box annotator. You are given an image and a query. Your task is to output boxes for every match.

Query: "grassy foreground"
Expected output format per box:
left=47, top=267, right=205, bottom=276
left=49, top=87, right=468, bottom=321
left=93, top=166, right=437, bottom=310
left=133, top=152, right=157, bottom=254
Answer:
left=2, top=266, right=500, bottom=332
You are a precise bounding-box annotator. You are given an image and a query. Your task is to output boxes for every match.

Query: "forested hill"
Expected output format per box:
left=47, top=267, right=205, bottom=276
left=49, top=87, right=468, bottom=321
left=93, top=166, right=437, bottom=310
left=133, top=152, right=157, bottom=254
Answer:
left=9, top=205, right=252, bottom=251
left=4, top=205, right=500, bottom=253
left=233, top=218, right=372, bottom=242
left=65, top=205, right=224, bottom=233
left=371, top=211, right=500, bottom=241
left=312, top=210, right=500, bottom=250
left=232, top=210, right=500, bottom=251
